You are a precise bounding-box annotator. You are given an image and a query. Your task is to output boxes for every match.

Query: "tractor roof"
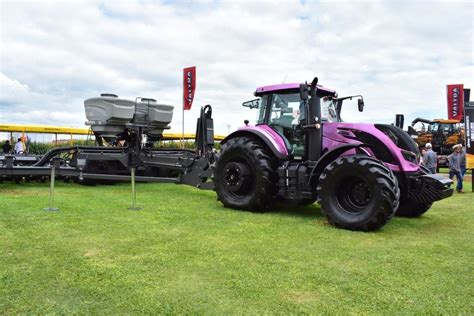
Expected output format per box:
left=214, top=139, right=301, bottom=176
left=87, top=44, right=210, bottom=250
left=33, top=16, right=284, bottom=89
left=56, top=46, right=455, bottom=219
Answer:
left=255, top=83, right=336, bottom=96
left=431, top=119, right=461, bottom=124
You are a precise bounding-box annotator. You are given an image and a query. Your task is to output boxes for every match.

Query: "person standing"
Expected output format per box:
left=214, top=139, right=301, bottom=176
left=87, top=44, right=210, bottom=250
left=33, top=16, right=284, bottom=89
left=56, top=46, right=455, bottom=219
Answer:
left=460, top=145, right=467, bottom=178
left=2, top=140, right=12, bottom=154
left=423, top=143, right=437, bottom=174
left=14, top=138, right=24, bottom=154
left=420, top=148, right=426, bottom=165
left=448, top=144, right=464, bottom=193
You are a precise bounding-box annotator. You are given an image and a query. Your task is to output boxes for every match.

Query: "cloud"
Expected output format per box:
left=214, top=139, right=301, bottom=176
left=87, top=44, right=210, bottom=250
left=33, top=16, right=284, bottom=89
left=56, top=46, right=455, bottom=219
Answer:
left=0, top=0, right=472, bottom=134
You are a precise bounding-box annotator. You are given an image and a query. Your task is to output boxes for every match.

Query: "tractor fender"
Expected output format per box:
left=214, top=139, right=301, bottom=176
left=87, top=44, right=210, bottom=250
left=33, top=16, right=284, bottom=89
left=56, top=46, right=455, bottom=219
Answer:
left=308, top=143, right=371, bottom=185
left=221, top=130, right=289, bottom=160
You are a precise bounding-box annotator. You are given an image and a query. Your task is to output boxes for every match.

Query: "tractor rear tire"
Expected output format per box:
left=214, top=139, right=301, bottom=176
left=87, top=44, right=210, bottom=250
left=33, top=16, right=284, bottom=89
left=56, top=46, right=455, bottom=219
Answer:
left=395, top=165, right=433, bottom=217
left=317, top=155, right=400, bottom=231
left=214, top=137, right=278, bottom=211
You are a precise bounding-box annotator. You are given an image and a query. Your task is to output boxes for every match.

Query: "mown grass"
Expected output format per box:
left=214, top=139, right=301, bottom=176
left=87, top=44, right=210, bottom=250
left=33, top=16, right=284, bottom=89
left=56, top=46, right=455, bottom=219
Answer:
left=0, top=180, right=473, bottom=314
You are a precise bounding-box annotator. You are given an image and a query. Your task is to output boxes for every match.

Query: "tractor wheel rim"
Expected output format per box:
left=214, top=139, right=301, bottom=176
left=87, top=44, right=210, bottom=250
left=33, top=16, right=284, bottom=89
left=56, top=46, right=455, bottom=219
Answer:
left=223, top=161, right=252, bottom=195
left=337, top=176, right=371, bottom=213
left=350, top=181, right=371, bottom=206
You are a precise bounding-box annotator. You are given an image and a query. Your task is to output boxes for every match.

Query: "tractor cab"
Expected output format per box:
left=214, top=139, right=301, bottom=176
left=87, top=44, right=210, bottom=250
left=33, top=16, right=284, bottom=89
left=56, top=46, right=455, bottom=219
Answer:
left=243, top=83, right=350, bottom=157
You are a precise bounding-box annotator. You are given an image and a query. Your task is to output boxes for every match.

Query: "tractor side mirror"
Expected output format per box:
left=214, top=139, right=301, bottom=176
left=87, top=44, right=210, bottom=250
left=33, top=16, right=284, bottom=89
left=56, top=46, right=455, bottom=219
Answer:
left=242, top=99, right=260, bottom=109
left=358, top=98, right=364, bottom=112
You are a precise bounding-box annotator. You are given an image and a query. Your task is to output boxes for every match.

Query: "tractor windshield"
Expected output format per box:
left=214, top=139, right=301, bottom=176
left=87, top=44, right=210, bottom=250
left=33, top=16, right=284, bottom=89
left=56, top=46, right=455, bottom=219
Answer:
left=429, top=123, right=455, bottom=133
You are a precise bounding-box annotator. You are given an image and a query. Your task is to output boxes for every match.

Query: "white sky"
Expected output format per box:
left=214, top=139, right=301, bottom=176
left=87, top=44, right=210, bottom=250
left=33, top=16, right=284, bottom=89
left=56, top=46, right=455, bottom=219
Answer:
left=1, top=0, right=473, bottom=135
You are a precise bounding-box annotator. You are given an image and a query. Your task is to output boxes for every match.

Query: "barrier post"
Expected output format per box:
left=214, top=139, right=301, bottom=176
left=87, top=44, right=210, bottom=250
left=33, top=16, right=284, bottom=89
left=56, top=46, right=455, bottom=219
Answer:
left=43, top=164, right=59, bottom=211
left=128, top=167, right=141, bottom=210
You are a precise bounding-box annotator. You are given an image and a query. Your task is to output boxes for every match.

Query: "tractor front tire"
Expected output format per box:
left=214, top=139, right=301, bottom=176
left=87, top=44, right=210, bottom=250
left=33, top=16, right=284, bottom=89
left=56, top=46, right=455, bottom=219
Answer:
left=317, top=155, right=400, bottom=231
left=214, top=137, right=278, bottom=211
left=395, top=200, right=432, bottom=217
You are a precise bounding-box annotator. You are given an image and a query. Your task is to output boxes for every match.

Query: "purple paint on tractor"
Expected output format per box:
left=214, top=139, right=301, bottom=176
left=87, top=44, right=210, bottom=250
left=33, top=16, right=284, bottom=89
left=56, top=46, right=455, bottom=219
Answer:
left=237, top=125, right=288, bottom=156
left=322, top=123, right=420, bottom=173
left=255, top=83, right=336, bottom=96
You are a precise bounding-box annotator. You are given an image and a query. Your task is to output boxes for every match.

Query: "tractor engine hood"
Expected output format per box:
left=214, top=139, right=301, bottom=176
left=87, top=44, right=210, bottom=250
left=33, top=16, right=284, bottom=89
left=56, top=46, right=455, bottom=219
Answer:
left=323, top=122, right=421, bottom=173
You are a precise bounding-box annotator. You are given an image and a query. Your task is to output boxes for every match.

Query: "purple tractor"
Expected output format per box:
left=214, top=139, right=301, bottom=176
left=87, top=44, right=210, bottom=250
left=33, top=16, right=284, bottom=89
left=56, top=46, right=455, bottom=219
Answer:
left=214, top=77, right=453, bottom=231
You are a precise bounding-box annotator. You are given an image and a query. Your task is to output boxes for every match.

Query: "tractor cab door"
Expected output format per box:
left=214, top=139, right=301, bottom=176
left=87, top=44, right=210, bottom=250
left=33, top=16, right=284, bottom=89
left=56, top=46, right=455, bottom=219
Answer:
left=265, top=92, right=306, bottom=157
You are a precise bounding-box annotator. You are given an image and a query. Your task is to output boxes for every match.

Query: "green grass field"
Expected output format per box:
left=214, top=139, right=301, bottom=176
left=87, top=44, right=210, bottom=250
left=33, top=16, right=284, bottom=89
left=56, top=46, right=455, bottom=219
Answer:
left=1, top=180, right=473, bottom=314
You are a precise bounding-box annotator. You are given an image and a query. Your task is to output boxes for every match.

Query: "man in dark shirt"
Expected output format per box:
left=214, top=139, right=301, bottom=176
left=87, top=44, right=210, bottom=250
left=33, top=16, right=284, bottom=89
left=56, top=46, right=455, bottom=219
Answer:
left=448, top=144, right=464, bottom=193
left=460, top=145, right=467, bottom=177
left=2, top=140, right=12, bottom=154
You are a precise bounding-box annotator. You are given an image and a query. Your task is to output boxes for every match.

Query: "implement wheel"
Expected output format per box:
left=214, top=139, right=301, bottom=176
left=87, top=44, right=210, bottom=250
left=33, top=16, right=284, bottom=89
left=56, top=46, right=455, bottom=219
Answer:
left=317, top=155, right=400, bottom=231
left=214, top=137, right=278, bottom=211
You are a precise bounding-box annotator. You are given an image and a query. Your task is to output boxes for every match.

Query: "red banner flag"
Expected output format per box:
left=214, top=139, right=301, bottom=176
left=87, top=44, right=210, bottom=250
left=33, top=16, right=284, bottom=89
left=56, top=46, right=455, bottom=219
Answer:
left=447, top=84, right=464, bottom=120
left=183, top=66, right=196, bottom=110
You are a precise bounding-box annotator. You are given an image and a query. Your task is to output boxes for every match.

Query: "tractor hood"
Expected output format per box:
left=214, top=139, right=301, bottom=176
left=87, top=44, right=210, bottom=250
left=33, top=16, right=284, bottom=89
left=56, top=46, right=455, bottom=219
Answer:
left=323, top=122, right=421, bottom=173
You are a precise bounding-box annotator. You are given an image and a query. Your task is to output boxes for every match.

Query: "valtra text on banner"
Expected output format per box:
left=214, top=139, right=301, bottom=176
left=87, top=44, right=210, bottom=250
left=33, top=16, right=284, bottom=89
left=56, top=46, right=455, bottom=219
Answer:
left=447, top=84, right=464, bottom=120
left=183, top=66, right=196, bottom=110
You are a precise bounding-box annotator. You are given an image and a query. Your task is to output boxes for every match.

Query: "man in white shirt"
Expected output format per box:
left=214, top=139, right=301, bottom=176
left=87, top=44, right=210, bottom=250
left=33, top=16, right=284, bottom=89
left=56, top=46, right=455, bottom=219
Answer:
left=14, top=138, right=24, bottom=154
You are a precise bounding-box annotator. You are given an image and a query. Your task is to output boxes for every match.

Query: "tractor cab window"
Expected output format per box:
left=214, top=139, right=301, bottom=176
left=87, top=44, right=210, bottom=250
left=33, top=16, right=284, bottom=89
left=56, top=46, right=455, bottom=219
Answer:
left=321, top=96, right=339, bottom=122
left=255, top=95, right=269, bottom=125
left=428, top=123, right=437, bottom=133
left=267, top=92, right=306, bottom=157
left=269, top=93, right=304, bottom=128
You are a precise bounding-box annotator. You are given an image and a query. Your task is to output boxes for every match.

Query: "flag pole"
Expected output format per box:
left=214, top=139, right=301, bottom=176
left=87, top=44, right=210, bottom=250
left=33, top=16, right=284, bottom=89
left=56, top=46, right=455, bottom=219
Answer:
left=182, top=97, right=184, bottom=149
left=182, top=68, right=185, bottom=149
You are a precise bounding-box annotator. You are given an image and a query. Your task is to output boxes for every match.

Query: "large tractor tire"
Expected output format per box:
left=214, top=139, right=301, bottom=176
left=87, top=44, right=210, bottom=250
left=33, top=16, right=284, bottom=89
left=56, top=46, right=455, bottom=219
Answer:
left=317, top=155, right=400, bottom=231
left=214, top=137, right=278, bottom=211
left=395, top=165, right=432, bottom=217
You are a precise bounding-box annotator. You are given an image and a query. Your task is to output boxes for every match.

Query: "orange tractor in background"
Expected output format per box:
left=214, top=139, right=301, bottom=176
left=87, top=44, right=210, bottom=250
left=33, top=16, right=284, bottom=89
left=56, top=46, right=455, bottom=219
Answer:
left=408, top=118, right=464, bottom=166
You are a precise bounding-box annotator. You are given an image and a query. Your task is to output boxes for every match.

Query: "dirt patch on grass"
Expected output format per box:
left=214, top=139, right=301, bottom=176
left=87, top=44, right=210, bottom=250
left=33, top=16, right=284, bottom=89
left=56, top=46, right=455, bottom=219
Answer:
left=283, top=291, right=319, bottom=304
left=0, top=189, right=42, bottom=196
left=84, top=249, right=100, bottom=257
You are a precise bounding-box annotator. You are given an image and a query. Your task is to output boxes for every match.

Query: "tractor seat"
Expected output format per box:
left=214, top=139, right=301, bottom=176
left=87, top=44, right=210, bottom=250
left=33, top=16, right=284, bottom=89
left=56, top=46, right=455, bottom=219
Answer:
left=277, top=115, right=294, bottom=129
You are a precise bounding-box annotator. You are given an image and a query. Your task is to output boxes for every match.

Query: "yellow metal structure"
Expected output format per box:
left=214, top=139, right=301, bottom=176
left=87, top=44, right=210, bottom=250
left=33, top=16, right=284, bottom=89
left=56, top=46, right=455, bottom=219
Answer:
left=431, top=119, right=462, bottom=124
left=0, top=123, right=92, bottom=135
left=0, top=123, right=225, bottom=141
